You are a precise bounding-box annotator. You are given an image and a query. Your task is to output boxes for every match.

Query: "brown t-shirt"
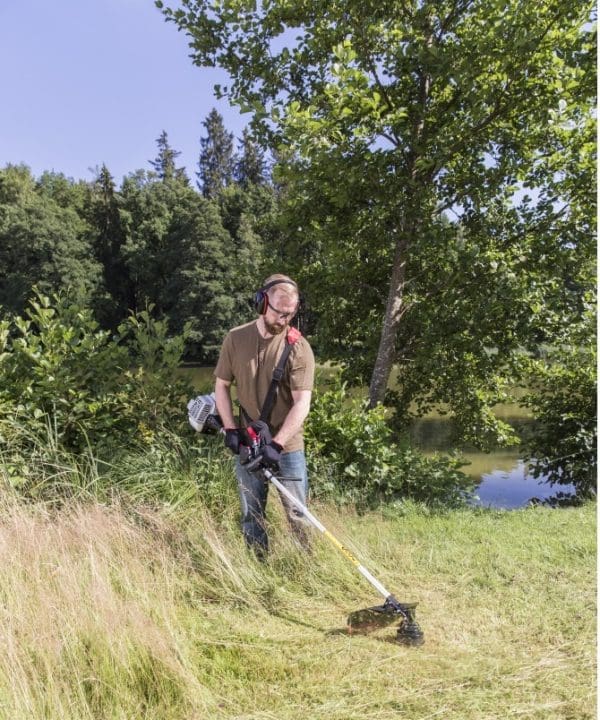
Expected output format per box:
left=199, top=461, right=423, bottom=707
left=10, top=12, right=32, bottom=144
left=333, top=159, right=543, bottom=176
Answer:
left=214, top=321, right=315, bottom=452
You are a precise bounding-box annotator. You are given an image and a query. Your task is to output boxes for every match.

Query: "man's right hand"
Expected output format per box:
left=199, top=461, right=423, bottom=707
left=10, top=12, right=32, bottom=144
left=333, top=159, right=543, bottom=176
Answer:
left=224, top=428, right=242, bottom=455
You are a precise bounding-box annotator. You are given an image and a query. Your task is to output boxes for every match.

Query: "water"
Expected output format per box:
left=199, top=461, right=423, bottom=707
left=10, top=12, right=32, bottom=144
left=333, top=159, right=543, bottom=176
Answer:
left=471, top=460, right=576, bottom=509
left=410, top=416, right=575, bottom=509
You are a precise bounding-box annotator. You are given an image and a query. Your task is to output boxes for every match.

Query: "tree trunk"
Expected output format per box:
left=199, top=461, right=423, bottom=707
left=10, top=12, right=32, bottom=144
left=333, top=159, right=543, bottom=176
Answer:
left=368, top=234, right=409, bottom=408
left=369, top=26, right=432, bottom=409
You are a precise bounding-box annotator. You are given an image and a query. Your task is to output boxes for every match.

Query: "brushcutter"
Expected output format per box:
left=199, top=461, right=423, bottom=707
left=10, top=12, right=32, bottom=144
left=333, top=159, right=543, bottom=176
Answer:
left=187, top=393, right=425, bottom=646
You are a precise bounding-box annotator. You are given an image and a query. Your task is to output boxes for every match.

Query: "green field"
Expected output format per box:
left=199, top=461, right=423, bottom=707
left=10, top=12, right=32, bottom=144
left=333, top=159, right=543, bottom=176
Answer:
left=0, top=490, right=595, bottom=720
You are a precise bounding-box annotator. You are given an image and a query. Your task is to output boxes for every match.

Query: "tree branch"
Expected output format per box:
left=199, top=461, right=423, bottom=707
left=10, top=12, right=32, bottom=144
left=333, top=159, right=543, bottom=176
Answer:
left=429, top=8, right=568, bottom=161
left=438, top=0, right=475, bottom=38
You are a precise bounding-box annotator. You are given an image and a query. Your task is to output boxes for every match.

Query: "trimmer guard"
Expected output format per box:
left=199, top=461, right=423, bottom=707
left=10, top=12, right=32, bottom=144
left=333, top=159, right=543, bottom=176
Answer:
left=347, top=596, right=424, bottom=646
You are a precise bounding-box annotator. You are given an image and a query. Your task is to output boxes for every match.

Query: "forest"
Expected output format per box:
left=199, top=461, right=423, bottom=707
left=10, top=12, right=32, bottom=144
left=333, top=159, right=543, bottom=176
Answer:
left=0, top=116, right=272, bottom=362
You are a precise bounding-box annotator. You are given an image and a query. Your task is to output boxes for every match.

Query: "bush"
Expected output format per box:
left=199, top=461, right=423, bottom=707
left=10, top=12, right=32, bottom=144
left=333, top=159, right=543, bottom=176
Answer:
left=305, top=378, right=472, bottom=508
left=0, top=292, right=475, bottom=510
left=0, top=291, right=194, bottom=493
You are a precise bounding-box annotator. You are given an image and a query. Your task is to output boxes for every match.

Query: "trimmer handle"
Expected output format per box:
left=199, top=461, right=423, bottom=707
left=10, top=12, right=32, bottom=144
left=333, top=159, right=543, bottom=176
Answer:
left=239, top=425, right=269, bottom=472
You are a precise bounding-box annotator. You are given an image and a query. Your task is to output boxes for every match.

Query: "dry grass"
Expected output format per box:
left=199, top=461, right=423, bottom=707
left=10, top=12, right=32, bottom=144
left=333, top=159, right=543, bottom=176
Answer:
left=0, top=490, right=595, bottom=720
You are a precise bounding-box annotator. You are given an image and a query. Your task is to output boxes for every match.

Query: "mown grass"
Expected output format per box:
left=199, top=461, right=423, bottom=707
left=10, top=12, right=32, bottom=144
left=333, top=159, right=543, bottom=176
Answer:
left=0, top=473, right=595, bottom=720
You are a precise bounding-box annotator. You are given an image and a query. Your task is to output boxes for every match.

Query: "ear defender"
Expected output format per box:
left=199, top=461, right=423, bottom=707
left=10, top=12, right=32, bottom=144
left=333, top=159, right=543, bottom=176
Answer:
left=254, top=279, right=298, bottom=315
left=253, top=288, right=270, bottom=315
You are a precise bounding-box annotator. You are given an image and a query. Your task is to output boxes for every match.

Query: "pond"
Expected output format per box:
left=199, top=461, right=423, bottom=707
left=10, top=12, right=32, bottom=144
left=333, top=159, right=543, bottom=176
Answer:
left=183, top=366, right=574, bottom=509
left=410, top=412, right=576, bottom=509
left=470, top=460, right=576, bottom=509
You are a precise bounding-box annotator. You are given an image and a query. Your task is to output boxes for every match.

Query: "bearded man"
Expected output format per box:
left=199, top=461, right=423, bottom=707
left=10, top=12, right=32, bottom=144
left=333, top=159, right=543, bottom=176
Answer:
left=214, top=274, right=315, bottom=556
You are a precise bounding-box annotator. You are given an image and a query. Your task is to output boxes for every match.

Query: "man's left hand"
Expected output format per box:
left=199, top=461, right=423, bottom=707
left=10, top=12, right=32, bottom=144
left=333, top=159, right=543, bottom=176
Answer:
left=248, top=420, right=283, bottom=467
left=261, top=440, right=283, bottom=467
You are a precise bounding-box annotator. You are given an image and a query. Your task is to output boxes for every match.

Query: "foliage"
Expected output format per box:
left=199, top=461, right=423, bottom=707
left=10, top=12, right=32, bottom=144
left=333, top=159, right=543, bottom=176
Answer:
left=85, top=164, right=135, bottom=329
left=216, top=182, right=278, bottom=308
left=0, top=291, right=194, bottom=491
left=119, top=171, right=241, bottom=360
left=0, top=109, right=275, bottom=364
left=305, top=377, right=472, bottom=508
left=0, top=165, right=101, bottom=314
left=234, top=128, right=268, bottom=188
left=150, top=130, right=189, bottom=184
left=160, top=0, right=596, bottom=450
left=520, top=305, right=597, bottom=497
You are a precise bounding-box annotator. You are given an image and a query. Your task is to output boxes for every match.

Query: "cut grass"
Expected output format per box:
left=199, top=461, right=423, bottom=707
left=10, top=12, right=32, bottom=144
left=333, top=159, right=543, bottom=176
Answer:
left=0, top=490, right=595, bottom=720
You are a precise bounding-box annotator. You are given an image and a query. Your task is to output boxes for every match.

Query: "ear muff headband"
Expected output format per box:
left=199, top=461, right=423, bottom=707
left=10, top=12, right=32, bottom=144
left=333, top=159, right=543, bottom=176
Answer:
left=254, top=279, right=298, bottom=315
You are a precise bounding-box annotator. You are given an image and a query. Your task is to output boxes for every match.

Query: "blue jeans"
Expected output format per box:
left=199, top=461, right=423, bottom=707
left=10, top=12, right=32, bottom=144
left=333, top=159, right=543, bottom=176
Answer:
left=235, top=450, right=310, bottom=555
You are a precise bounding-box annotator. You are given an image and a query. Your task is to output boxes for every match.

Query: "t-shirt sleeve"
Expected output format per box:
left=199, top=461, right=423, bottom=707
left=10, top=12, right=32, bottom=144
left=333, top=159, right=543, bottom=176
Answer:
left=214, top=333, right=235, bottom=382
left=289, top=339, right=315, bottom=392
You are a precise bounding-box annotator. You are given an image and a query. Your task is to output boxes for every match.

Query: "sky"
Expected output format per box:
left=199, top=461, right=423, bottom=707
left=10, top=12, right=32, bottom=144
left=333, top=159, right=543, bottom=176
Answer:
left=0, top=0, right=248, bottom=184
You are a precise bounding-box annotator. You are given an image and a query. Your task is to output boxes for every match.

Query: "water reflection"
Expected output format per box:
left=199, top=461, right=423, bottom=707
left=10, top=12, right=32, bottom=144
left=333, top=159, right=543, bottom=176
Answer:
left=409, top=416, right=574, bottom=509
left=471, top=461, right=576, bottom=509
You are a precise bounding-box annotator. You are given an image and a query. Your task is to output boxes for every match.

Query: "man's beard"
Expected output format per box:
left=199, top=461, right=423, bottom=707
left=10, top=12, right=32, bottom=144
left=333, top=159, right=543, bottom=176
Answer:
left=264, top=319, right=286, bottom=335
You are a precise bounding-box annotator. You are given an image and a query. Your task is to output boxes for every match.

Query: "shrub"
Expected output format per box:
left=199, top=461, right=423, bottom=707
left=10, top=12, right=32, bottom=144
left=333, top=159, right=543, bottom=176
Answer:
left=0, top=291, right=194, bottom=493
left=521, top=342, right=597, bottom=498
left=305, top=378, right=472, bottom=508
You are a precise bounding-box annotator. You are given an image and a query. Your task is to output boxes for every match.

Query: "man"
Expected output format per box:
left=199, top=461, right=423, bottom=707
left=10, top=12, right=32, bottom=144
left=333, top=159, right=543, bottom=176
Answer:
left=214, top=274, right=315, bottom=556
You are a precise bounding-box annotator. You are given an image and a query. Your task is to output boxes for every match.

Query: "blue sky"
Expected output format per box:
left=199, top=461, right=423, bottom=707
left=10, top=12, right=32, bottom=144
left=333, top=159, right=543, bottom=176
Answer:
left=0, top=0, right=247, bottom=184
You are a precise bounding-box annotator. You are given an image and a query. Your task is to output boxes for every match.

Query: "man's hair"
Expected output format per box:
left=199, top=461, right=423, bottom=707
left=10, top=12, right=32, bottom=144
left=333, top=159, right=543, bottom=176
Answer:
left=263, top=274, right=299, bottom=301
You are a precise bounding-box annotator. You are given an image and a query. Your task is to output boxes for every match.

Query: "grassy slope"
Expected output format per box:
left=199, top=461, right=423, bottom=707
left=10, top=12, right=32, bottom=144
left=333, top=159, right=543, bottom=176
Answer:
left=0, top=493, right=595, bottom=720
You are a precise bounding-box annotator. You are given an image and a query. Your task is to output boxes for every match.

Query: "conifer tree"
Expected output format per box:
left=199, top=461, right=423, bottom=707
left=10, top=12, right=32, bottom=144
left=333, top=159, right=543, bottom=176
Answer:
left=87, top=165, right=135, bottom=327
left=120, top=175, right=243, bottom=360
left=150, top=130, right=188, bottom=183
left=235, top=128, right=267, bottom=187
left=197, top=109, right=234, bottom=198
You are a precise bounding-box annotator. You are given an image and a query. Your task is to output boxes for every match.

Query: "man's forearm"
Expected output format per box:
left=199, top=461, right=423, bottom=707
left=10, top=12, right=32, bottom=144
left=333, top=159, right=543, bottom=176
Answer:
left=273, top=395, right=311, bottom=448
left=214, top=381, right=237, bottom=429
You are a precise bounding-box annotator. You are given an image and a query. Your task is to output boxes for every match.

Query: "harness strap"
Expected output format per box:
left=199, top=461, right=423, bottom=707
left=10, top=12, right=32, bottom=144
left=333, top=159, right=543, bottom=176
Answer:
left=258, top=341, right=294, bottom=423
left=239, top=327, right=302, bottom=428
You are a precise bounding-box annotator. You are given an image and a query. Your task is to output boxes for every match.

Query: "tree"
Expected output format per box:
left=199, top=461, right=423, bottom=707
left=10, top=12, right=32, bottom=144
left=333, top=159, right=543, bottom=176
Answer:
left=150, top=130, right=189, bottom=183
left=520, top=303, right=596, bottom=497
left=160, top=0, right=596, bottom=448
left=86, top=164, right=135, bottom=328
left=0, top=165, right=101, bottom=314
left=235, top=128, right=267, bottom=187
left=217, top=183, right=272, bottom=312
left=36, top=170, right=88, bottom=212
left=119, top=171, right=247, bottom=360
left=197, top=109, right=234, bottom=198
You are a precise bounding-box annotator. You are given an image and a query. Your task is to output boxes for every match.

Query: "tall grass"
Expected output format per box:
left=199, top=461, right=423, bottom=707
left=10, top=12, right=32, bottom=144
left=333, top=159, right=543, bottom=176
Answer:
left=0, top=463, right=595, bottom=719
